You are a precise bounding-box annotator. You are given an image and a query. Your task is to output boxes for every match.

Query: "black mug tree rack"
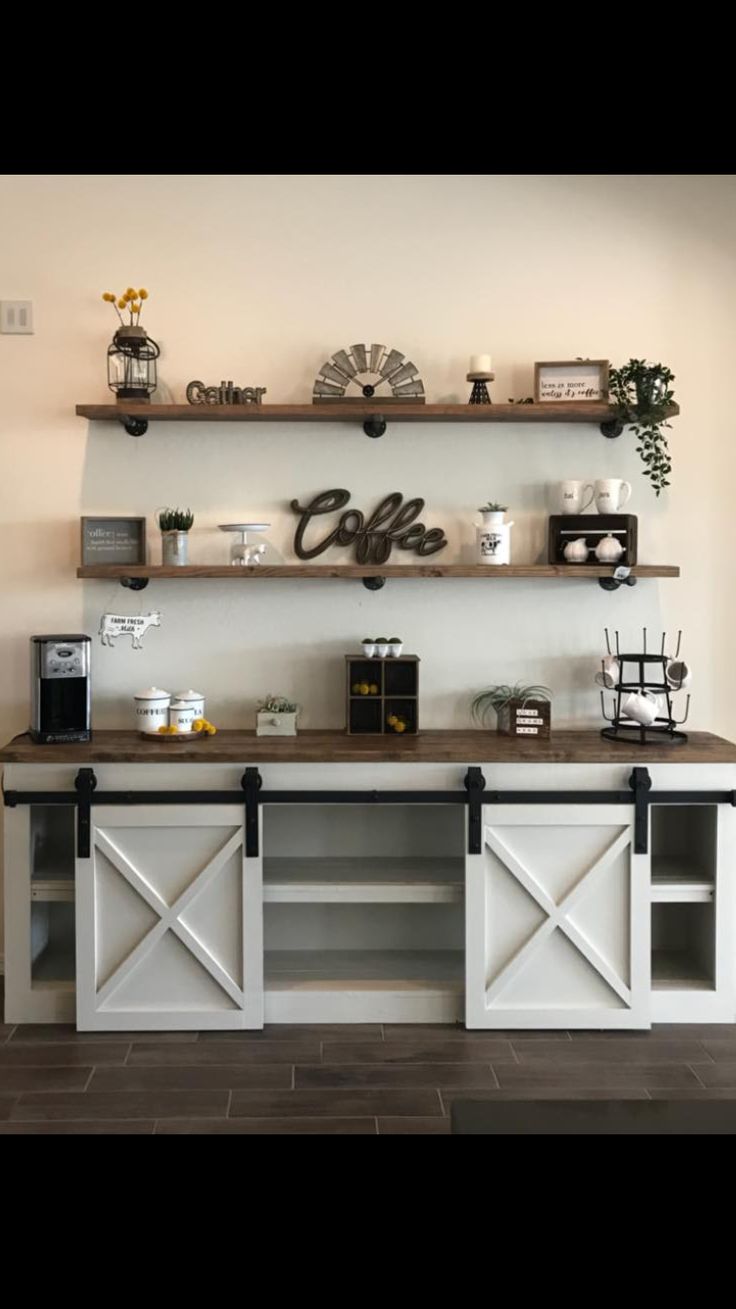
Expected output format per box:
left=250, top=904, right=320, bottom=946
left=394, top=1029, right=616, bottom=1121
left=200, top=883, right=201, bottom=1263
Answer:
left=600, top=627, right=690, bottom=745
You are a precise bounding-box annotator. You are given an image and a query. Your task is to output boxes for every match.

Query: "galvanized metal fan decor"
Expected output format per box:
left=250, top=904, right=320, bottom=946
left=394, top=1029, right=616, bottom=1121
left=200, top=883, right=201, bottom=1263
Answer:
left=313, top=344, right=425, bottom=403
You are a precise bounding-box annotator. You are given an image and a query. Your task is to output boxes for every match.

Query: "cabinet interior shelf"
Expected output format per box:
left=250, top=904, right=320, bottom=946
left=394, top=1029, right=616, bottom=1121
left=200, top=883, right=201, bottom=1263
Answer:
left=263, top=856, right=464, bottom=904
left=264, top=949, right=465, bottom=992
left=77, top=563, right=680, bottom=581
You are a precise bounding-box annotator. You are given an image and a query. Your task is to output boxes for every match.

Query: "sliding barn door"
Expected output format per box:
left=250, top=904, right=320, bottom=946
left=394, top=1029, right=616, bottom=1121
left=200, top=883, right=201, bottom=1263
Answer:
left=75, top=806, right=262, bottom=1030
left=466, top=805, right=650, bottom=1030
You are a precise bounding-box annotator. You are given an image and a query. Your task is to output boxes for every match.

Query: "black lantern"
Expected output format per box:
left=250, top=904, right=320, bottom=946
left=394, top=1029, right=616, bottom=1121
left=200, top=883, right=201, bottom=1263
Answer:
left=107, top=325, right=160, bottom=401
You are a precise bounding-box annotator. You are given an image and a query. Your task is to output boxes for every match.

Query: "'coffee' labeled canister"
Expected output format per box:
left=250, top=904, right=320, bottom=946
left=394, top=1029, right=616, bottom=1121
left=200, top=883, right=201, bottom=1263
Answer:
left=135, top=687, right=171, bottom=734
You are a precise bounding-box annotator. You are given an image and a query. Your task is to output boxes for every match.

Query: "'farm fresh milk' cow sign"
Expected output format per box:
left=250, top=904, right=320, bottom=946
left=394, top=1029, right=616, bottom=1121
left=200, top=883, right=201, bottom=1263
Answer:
left=99, top=611, right=161, bottom=649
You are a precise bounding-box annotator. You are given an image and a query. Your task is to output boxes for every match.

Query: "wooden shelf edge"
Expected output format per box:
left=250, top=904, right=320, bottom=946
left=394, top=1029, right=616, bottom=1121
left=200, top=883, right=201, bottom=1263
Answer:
left=76, top=564, right=681, bottom=580
left=75, top=402, right=680, bottom=425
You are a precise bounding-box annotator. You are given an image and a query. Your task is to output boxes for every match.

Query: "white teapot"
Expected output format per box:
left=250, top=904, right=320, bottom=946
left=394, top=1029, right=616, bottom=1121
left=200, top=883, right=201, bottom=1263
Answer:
left=563, top=537, right=589, bottom=563
left=594, top=533, right=624, bottom=563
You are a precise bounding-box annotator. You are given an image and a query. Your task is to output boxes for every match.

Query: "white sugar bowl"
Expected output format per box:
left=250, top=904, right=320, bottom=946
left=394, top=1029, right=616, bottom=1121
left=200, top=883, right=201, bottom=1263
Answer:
left=563, top=537, right=590, bottom=563
left=135, top=687, right=171, bottom=734
left=172, top=688, right=205, bottom=721
left=594, top=533, right=624, bottom=563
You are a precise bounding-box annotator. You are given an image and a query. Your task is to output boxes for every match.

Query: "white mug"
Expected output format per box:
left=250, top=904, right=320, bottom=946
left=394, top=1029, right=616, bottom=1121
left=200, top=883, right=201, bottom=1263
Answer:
left=595, top=479, right=632, bottom=514
left=595, top=655, right=620, bottom=689
left=558, top=480, right=594, bottom=515
left=665, top=660, right=692, bottom=690
left=622, top=690, right=659, bottom=726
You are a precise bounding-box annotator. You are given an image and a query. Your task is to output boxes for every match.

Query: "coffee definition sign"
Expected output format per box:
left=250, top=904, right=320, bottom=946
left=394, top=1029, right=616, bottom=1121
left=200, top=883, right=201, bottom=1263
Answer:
left=81, top=517, right=146, bottom=566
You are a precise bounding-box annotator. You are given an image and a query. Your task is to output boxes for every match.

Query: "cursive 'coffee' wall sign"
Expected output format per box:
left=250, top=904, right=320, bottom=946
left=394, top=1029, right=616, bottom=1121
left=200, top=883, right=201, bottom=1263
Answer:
left=186, top=380, right=267, bottom=405
left=290, top=489, right=448, bottom=565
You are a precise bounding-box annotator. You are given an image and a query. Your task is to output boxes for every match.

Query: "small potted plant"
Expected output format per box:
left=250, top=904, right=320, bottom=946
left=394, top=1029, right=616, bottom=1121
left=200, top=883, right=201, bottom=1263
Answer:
left=374, top=637, right=389, bottom=658
left=471, top=682, right=552, bottom=739
left=478, top=501, right=508, bottom=528
left=361, top=638, right=377, bottom=658
left=256, top=694, right=299, bottom=736
left=608, top=359, right=676, bottom=497
left=387, top=636, right=403, bottom=657
left=158, top=507, right=194, bottom=566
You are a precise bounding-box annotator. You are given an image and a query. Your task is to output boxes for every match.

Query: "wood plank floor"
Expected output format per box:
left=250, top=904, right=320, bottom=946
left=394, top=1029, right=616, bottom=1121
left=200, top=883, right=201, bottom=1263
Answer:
left=2, top=984, right=736, bottom=1133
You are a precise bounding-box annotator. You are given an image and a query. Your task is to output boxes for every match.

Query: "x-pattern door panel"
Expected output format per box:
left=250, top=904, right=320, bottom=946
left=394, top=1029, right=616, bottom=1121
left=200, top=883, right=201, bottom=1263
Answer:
left=466, top=805, right=650, bottom=1029
left=76, top=805, right=263, bottom=1030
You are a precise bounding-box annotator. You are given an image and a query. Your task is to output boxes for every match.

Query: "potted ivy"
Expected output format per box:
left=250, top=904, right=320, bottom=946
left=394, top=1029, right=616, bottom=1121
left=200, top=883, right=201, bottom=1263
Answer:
left=608, top=359, right=676, bottom=497
left=471, top=682, right=552, bottom=739
left=158, top=508, right=194, bottom=566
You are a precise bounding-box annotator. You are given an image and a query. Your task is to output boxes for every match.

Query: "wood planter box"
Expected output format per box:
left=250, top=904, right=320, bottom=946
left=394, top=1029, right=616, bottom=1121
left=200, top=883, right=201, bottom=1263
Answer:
left=497, top=699, right=551, bottom=739
left=256, top=711, right=298, bottom=737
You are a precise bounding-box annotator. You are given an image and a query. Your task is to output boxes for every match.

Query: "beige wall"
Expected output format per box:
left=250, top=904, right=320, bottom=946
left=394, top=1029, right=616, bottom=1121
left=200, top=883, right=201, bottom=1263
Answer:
left=1, top=173, right=735, bottom=940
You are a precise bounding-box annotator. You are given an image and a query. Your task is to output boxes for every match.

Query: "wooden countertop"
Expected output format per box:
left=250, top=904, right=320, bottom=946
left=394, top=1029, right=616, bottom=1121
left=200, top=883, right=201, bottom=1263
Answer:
left=2, top=730, right=735, bottom=765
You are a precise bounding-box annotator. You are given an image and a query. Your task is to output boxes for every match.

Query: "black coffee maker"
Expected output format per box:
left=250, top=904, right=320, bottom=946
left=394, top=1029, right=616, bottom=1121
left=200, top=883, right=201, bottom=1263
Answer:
left=30, top=635, right=92, bottom=743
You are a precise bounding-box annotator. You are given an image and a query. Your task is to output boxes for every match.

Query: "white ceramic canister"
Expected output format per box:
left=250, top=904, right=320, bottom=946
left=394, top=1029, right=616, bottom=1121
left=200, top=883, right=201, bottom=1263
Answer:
left=168, top=700, right=196, bottom=733
left=594, top=532, right=625, bottom=563
left=135, top=687, right=171, bottom=733
left=477, top=513, right=514, bottom=565
left=172, top=688, right=205, bottom=721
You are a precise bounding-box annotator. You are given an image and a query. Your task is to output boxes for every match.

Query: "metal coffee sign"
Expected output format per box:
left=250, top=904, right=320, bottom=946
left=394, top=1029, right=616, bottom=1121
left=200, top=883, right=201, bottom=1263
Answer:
left=186, top=380, right=267, bottom=404
left=291, top=489, right=448, bottom=565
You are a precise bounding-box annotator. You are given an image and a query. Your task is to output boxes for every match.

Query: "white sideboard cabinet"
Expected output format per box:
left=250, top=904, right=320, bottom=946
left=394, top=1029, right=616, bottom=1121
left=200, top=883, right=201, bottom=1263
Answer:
left=3, top=732, right=735, bottom=1031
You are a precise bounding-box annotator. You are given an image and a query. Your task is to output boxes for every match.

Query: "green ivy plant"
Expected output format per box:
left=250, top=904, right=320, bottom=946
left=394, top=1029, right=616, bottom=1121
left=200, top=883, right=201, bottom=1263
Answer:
left=471, top=683, right=552, bottom=728
left=158, top=507, right=194, bottom=532
left=608, top=359, right=675, bottom=497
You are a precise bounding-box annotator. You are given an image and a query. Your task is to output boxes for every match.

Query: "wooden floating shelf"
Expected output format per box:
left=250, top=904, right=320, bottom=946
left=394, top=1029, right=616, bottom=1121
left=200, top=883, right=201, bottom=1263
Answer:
left=76, top=401, right=680, bottom=428
left=77, top=563, right=680, bottom=581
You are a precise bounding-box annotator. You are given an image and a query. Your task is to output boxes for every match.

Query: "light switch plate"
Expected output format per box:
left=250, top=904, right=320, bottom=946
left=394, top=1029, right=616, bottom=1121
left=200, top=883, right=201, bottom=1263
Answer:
left=1, top=301, right=34, bottom=333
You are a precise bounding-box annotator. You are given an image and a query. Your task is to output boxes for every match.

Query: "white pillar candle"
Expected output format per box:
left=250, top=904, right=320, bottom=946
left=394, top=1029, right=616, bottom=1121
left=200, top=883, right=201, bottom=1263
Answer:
left=470, top=354, right=492, bottom=374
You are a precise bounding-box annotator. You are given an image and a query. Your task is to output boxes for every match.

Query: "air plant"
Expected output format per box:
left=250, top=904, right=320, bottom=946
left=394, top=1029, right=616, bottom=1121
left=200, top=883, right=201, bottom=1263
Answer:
left=471, top=682, right=552, bottom=728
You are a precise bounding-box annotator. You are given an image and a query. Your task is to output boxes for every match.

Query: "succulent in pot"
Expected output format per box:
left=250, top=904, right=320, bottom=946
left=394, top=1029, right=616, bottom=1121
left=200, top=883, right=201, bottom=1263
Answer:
left=361, top=637, right=377, bottom=658
left=374, top=637, right=389, bottom=657
left=478, top=501, right=508, bottom=527
left=158, top=507, right=194, bottom=566
left=387, top=636, right=403, bottom=656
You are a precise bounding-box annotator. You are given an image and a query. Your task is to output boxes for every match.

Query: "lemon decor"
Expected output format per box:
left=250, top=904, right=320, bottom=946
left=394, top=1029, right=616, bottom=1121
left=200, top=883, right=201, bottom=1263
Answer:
left=102, top=283, right=159, bottom=403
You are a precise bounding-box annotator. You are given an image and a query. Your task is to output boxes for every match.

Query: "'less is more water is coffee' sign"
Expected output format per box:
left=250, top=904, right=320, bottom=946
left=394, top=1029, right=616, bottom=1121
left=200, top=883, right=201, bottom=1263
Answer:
left=81, top=517, right=147, bottom=565
left=535, top=359, right=609, bottom=403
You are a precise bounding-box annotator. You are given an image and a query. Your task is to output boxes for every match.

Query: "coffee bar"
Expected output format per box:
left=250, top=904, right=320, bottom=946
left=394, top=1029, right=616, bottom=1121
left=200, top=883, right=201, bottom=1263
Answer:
left=3, top=333, right=736, bottom=1039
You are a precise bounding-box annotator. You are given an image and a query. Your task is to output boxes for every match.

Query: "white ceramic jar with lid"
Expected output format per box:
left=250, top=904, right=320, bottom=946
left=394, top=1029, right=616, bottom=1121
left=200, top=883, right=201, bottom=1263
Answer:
left=169, top=700, right=196, bottom=733
left=135, top=687, right=171, bottom=734
left=172, top=688, right=205, bottom=721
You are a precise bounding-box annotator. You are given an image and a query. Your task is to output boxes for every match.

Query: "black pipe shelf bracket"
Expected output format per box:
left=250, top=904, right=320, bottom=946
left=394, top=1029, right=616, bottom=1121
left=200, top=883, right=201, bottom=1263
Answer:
left=363, top=414, right=387, bottom=439
left=599, top=567, right=637, bottom=592
left=362, top=576, right=386, bottom=591
left=120, top=576, right=149, bottom=591
left=600, top=418, right=625, bottom=438
left=121, top=415, right=148, bottom=437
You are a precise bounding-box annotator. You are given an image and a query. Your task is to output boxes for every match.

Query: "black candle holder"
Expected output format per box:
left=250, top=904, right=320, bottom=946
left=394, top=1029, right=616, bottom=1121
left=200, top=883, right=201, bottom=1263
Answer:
left=467, top=371, right=494, bottom=405
left=599, top=627, right=690, bottom=746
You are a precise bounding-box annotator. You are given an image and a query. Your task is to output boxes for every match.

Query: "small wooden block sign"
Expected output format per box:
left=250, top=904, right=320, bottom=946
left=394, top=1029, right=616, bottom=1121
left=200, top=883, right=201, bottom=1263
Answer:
left=81, top=516, right=146, bottom=565
left=497, top=700, right=551, bottom=739
left=534, top=360, right=609, bottom=404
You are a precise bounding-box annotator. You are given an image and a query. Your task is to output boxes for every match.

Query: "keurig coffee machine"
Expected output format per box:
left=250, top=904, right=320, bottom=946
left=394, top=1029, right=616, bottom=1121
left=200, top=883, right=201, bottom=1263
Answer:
left=30, top=635, right=92, bottom=743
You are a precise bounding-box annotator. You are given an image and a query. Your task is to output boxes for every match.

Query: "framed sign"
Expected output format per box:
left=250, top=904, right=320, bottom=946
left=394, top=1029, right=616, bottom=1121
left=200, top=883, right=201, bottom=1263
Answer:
left=81, top=517, right=147, bottom=566
left=534, top=359, right=609, bottom=404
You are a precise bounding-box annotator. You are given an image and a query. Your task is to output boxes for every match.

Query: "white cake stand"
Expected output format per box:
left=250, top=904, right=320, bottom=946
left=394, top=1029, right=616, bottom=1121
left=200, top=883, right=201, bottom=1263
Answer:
left=218, top=523, right=271, bottom=566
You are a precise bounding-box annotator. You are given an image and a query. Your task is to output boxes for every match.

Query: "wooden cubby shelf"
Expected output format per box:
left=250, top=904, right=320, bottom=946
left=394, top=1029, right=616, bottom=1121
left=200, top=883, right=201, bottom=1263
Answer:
left=75, top=401, right=680, bottom=440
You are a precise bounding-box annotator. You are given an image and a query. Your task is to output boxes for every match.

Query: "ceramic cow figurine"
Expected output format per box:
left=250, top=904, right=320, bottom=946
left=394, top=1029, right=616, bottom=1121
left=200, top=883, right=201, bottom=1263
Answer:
left=99, top=611, right=161, bottom=649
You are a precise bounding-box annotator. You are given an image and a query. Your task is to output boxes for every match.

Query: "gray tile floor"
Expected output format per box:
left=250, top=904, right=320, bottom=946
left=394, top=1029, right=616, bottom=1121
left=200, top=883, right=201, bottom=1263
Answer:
left=2, top=982, right=735, bottom=1133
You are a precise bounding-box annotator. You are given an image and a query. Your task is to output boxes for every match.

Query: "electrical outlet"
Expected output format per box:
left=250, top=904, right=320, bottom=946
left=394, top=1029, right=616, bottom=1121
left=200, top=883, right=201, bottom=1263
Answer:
left=1, top=301, right=33, bottom=334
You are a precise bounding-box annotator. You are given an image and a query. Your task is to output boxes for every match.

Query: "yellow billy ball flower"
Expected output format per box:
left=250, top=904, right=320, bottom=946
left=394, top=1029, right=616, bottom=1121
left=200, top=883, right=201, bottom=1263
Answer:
left=117, top=299, right=126, bottom=309
left=138, top=288, right=148, bottom=299
left=126, top=287, right=136, bottom=298
left=102, top=292, right=113, bottom=302
left=131, top=302, right=140, bottom=313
